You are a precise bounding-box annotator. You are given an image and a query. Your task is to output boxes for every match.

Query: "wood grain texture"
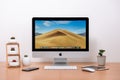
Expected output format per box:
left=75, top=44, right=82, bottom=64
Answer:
left=0, top=62, right=120, bottom=80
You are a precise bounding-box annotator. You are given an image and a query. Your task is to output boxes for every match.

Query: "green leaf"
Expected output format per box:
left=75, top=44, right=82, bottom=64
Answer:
left=98, top=49, right=105, bottom=56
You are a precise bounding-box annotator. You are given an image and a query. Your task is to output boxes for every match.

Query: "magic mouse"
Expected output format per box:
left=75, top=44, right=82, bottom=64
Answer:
left=82, top=68, right=95, bottom=72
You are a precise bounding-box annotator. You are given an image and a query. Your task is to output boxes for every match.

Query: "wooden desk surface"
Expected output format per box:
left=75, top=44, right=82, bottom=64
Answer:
left=0, top=62, right=120, bottom=80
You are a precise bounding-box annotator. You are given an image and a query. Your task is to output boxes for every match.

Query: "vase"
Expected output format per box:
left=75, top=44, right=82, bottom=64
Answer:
left=97, top=56, right=106, bottom=66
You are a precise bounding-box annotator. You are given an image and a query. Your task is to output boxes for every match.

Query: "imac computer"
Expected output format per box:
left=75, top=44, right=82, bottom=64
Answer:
left=32, top=17, right=89, bottom=66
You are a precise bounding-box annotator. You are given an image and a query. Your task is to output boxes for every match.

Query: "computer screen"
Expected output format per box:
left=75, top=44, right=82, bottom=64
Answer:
left=32, top=17, right=89, bottom=51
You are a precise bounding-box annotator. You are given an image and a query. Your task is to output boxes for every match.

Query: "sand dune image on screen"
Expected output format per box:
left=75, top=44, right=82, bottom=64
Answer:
left=35, top=29, right=86, bottom=49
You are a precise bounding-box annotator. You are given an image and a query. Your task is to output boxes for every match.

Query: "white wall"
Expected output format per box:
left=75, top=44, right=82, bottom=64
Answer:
left=0, top=0, right=120, bottom=62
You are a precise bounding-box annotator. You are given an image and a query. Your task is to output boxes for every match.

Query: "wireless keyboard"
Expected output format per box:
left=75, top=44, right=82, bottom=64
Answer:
left=44, top=66, right=77, bottom=70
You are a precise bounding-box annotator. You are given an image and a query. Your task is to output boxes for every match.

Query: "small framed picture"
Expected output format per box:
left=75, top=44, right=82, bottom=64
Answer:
left=7, top=45, right=18, bottom=54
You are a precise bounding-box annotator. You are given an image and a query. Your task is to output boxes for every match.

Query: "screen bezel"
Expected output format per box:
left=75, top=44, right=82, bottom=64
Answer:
left=32, top=17, right=89, bottom=51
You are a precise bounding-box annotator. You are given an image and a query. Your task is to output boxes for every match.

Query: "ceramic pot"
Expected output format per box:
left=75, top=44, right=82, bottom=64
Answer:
left=97, top=56, right=106, bottom=66
left=22, top=56, right=31, bottom=66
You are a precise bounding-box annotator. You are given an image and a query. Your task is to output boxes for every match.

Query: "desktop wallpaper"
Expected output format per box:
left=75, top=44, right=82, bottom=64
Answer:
left=35, top=20, right=86, bottom=49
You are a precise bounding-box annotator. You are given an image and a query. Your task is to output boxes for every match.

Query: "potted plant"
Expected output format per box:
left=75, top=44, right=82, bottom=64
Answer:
left=97, top=49, right=106, bottom=66
left=22, top=54, right=31, bottom=66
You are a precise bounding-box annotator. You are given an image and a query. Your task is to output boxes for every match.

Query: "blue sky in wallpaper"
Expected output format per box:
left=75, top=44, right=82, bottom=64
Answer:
left=35, top=20, right=86, bottom=34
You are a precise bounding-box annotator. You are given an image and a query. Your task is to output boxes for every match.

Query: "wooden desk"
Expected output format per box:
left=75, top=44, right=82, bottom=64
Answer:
left=0, top=62, right=120, bottom=80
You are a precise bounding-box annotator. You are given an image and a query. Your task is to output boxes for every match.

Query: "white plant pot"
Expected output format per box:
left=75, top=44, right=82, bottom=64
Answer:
left=22, top=57, right=31, bottom=66
left=97, top=56, right=106, bottom=66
